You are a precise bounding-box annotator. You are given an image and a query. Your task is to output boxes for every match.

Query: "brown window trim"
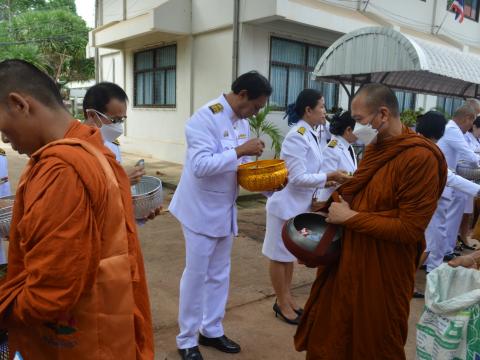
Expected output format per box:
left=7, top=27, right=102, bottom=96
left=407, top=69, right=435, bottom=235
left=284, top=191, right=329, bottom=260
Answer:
left=133, top=44, right=177, bottom=107
left=268, top=36, right=338, bottom=111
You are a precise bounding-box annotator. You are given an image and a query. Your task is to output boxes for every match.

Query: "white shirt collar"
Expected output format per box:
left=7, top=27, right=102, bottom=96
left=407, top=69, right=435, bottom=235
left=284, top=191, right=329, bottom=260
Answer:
left=218, top=94, right=241, bottom=123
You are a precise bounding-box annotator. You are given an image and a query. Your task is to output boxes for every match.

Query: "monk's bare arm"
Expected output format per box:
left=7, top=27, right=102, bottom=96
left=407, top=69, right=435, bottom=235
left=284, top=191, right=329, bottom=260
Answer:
left=10, top=160, right=100, bottom=324
left=343, top=148, right=445, bottom=244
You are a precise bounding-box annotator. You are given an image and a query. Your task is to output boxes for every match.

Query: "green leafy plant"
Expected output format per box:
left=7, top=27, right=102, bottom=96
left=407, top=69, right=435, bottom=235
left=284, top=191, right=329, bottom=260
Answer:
left=400, top=107, right=424, bottom=128
left=248, top=106, right=283, bottom=158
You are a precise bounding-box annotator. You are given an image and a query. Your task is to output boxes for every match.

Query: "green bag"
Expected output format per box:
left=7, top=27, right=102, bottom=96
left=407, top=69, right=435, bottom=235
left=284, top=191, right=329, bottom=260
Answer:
left=416, top=264, right=480, bottom=360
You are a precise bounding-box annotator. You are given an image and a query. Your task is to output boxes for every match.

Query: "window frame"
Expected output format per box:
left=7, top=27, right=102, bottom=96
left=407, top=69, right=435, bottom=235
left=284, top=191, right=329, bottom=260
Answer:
left=394, top=90, right=417, bottom=113
left=436, top=96, right=464, bottom=117
left=133, top=44, right=177, bottom=108
left=268, top=36, right=338, bottom=111
left=447, top=0, right=479, bottom=22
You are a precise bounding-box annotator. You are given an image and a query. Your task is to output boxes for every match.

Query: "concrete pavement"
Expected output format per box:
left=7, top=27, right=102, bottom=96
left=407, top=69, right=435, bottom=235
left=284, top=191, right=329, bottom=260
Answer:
left=3, top=145, right=425, bottom=359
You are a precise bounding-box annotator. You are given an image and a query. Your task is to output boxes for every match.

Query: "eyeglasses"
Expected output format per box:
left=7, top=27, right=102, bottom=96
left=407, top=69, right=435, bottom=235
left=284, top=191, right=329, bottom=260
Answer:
left=86, top=109, right=127, bottom=124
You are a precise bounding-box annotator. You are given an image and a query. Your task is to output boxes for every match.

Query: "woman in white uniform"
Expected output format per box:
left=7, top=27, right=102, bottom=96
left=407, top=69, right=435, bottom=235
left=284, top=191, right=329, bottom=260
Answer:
left=262, top=89, right=349, bottom=325
left=316, top=111, right=358, bottom=202
left=459, top=116, right=480, bottom=250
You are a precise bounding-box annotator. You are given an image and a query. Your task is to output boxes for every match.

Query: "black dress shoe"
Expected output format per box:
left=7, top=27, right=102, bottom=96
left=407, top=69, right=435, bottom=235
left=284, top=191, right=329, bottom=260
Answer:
left=178, top=346, right=203, bottom=360
left=273, top=302, right=301, bottom=325
left=198, top=334, right=241, bottom=353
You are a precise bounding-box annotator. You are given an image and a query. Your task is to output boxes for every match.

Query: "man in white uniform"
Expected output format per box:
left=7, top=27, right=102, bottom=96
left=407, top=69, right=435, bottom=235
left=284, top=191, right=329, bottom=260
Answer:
left=169, top=71, right=271, bottom=360
left=437, top=105, right=480, bottom=261
left=417, top=111, right=480, bottom=272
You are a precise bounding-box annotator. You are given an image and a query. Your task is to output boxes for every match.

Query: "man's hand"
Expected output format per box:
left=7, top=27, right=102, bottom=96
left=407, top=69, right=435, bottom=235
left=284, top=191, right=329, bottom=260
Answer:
left=325, top=196, right=358, bottom=224
left=326, top=170, right=351, bottom=184
left=128, top=165, right=146, bottom=185
left=449, top=253, right=479, bottom=269
left=235, top=138, right=265, bottom=158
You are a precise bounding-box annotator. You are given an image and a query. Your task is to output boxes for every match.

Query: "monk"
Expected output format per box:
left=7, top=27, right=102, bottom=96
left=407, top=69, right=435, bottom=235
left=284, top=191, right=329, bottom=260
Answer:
left=294, top=83, right=447, bottom=359
left=0, top=59, right=153, bottom=359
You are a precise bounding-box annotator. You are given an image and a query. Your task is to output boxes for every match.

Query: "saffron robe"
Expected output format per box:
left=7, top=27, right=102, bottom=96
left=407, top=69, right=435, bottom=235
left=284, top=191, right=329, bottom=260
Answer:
left=0, top=122, right=154, bottom=359
left=294, top=128, right=447, bottom=359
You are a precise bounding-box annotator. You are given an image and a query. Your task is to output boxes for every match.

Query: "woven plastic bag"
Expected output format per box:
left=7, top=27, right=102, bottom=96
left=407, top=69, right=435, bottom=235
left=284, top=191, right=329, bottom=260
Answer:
left=416, top=263, right=480, bottom=360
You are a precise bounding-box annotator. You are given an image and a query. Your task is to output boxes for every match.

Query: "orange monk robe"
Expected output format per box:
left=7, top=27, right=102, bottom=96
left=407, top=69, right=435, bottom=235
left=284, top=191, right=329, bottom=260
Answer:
left=0, top=121, right=153, bottom=359
left=295, top=128, right=447, bottom=360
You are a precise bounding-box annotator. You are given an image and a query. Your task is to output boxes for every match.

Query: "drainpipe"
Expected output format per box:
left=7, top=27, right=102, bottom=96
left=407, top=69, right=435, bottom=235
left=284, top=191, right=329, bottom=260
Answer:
left=123, top=0, right=127, bottom=21
left=232, top=0, right=240, bottom=81
left=94, top=0, right=100, bottom=82
left=431, top=0, right=438, bottom=34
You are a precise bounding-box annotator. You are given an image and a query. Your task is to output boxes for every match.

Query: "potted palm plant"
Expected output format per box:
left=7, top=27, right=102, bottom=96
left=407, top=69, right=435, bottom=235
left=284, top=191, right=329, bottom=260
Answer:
left=248, top=106, right=283, bottom=158
left=237, top=107, right=287, bottom=192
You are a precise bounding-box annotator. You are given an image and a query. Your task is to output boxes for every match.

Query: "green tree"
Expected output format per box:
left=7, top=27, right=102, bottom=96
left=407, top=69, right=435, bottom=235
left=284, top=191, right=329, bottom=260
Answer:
left=0, top=0, right=93, bottom=84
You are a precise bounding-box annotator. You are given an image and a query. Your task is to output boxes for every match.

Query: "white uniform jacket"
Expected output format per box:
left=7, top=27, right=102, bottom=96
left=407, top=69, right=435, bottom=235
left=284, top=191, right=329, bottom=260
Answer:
left=169, top=94, right=249, bottom=237
left=266, top=120, right=326, bottom=220
left=317, top=121, right=331, bottom=149
left=316, top=135, right=357, bottom=201
left=465, top=131, right=480, bottom=154
left=0, top=149, right=10, bottom=198
left=438, top=120, right=480, bottom=170
left=447, top=169, right=480, bottom=197
left=105, top=140, right=122, bottom=163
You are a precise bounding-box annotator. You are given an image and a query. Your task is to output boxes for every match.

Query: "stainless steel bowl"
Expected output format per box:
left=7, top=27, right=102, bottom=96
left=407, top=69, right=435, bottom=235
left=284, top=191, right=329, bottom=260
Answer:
left=0, top=195, right=14, bottom=238
left=282, top=212, right=342, bottom=267
left=456, top=163, right=480, bottom=181
left=131, top=176, right=163, bottom=220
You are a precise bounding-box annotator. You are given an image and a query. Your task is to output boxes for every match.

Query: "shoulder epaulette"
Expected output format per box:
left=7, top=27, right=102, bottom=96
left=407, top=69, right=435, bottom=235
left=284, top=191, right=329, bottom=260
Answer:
left=297, top=127, right=306, bottom=135
left=0, top=148, right=5, bottom=156
left=209, top=103, right=224, bottom=114
left=327, top=139, right=338, bottom=148
left=112, top=139, right=120, bottom=146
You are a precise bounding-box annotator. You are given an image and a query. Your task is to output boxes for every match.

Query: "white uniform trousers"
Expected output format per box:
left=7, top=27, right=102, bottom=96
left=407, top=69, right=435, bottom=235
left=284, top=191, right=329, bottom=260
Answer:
left=445, top=189, right=466, bottom=255
left=425, top=195, right=451, bottom=272
left=176, top=226, right=234, bottom=349
left=464, top=195, right=474, bottom=214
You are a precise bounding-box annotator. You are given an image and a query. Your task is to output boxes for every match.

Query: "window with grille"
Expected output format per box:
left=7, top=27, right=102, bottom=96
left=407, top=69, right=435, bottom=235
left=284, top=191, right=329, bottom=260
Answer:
left=395, top=90, right=416, bottom=113
left=436, top=96, right=464, bottom=117
left=269, top=37, right=338, bottom=112
left=134, top=45, right=176, bottom=107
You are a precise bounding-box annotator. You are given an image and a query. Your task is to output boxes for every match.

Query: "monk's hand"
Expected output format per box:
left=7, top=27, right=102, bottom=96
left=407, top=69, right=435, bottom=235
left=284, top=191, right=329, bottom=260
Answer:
left=325, top=181, right=337, bottom=188
left=449, top=252, right=479, bottom=269
left=143, top=206, right=164, bottom=221
left=325, top=196, right=358, bottom=224
left=128, top=165, right=146, bottom=185
left=326, top=170, right=350, bottom=185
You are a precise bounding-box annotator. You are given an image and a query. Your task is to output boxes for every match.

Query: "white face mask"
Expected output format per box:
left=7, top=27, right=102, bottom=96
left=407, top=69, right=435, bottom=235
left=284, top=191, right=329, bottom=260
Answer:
left=352, top=122, right=378, bottom=145
left=100, top=122, right=124, bottom=143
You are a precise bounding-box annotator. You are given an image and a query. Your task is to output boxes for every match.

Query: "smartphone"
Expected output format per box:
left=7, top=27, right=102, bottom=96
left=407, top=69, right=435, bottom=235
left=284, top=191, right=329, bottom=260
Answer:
left=136, top=159, right=145, bottom=169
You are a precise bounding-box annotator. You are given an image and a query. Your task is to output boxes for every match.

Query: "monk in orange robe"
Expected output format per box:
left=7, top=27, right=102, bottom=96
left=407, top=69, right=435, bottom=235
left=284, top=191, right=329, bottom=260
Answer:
left=0, top=60, right=153, bottom=359
left=295, top=84, right=447, bottom=359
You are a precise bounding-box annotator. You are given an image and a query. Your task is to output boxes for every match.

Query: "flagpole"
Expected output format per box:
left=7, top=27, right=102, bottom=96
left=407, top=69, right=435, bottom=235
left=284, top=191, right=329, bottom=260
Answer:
left=435, top=3, right=453, bottom=35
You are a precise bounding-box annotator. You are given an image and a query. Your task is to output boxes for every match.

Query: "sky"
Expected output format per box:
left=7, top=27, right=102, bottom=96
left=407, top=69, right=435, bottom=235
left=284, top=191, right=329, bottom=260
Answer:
left=75, top=0, right=96, bottom=28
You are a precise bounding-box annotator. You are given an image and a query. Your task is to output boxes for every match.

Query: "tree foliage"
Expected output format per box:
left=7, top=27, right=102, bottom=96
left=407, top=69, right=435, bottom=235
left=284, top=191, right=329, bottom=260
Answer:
left=0, top=0, right=93, bottom=83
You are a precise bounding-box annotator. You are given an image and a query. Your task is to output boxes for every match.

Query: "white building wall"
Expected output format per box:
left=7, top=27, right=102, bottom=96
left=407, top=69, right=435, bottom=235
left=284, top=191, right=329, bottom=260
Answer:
left=192, top=29, right=233, bottom=110
left=120, top=36, right=193, bottom=164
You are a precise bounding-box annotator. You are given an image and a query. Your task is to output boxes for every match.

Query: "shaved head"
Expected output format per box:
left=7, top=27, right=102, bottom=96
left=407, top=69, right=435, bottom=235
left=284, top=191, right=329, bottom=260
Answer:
left=0, top=59, right=64, bottom=108
left=354, top=83, right=400, bottom=117
left=453, top=104, right=476, bottom=133
left=454, top=104, right=476, bottom=120
left=465, top=98, right=480, bottom=114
